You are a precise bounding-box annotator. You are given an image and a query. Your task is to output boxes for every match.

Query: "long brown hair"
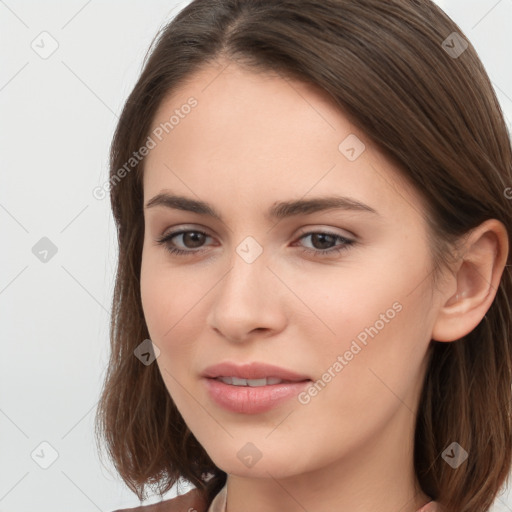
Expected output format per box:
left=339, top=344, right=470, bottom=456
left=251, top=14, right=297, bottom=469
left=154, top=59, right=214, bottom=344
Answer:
left=95, top=1, right=512, bottom=510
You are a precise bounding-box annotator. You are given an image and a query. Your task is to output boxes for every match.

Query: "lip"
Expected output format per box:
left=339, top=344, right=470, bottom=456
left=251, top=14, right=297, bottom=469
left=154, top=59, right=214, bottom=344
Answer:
left=201, top=361, right=312, bottom=414
left=203, top=378, right=312, bottom=414
left=201, top=361, right=311, bottom=382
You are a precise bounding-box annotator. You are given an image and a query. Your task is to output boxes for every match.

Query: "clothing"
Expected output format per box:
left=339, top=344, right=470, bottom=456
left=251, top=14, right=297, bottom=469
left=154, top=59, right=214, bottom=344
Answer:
left=112, top=482, right=440, bottom=512
left=416, top=500, right=440, bottom=512
left=111, top=487, right=206, bottom=512
left=205, top=483, right=440, bottom=512
left=207, top=482, right=226, bottom=512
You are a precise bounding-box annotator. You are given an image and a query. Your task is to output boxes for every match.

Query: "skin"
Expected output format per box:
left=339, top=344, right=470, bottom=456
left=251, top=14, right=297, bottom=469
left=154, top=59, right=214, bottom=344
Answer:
left=140, top=59, right=508, bottom=512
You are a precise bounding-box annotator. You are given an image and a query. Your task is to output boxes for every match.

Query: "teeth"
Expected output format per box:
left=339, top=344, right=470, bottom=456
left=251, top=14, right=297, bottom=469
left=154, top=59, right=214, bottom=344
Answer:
left=217, top=376, right=285, bottom=386
left=265, top=377, right=284, bottom=385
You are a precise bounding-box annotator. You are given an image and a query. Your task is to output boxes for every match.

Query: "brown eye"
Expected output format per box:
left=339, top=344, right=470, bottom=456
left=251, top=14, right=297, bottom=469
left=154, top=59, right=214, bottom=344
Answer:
left=156, top=229, right=212, bottom=256
left=295, top=231, right=355, bottom=257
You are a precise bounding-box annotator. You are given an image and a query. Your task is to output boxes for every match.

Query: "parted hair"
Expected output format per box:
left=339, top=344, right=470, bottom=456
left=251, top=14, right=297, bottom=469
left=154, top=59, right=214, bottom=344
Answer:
left=95, top=1, right=512, bottom=510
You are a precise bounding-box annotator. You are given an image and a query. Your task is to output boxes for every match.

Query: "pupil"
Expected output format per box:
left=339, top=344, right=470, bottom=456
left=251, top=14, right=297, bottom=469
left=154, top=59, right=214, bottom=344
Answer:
left=313, top=233, right=333, bottom=249
left=185, top=232, right=204, bottom=248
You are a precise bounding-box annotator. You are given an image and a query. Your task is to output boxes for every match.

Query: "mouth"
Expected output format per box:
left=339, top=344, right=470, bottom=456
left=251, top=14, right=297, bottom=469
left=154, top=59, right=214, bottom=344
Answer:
left=212, top=376, right=310, bottom=386
left=201, top=361, right=311, bottom=383
left=203, top=377, right=312, bottom=414
left=200, top=362, right=313, bottom=414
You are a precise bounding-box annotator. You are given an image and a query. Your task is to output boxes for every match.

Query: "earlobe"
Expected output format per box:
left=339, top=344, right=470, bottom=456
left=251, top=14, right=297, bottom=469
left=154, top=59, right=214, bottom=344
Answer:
left=431, top=219, right=509, bottom=343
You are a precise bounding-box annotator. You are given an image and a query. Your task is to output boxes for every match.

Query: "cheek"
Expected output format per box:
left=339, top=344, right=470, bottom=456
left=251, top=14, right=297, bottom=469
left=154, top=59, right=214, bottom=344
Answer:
left=141, top=252, right=200, bottom=341
left=285, top=258, right=404, bottom=340
left=140, top=261, right=199, bottom=407
left=140, top=255, right=167, bottom=339
left=140, top=256, right=210, bottom=394
left=354, top=301, right=429, bottom=410
left=294, top=251, right=432, bottom=390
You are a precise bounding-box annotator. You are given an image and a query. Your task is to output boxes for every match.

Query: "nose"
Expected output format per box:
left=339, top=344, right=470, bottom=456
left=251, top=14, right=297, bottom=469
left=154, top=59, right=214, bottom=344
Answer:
left=206, top=244, right=287, bottom=344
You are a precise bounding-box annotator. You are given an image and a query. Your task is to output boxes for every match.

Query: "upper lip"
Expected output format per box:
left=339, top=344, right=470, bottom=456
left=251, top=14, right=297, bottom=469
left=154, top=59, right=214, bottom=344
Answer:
left=201, top=362, right=311, bottom=382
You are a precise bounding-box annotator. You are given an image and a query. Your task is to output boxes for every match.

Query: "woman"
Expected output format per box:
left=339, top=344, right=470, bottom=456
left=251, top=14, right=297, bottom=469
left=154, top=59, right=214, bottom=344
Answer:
left=95, top=1, right=512, bottom=511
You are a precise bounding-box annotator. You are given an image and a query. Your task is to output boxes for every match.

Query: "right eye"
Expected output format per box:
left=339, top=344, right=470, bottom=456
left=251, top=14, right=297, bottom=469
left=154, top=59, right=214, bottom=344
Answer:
left=155, top=229, right=213, bottom=256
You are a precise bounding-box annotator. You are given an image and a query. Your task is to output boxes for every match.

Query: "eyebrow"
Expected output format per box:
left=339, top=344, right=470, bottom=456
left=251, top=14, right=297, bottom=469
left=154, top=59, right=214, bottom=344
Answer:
left=144, top=192, right=379, bottom=221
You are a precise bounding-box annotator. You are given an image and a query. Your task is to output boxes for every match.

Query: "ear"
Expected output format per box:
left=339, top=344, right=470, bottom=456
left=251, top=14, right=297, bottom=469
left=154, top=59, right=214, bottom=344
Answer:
left=431, top=219, right=509, bottom=342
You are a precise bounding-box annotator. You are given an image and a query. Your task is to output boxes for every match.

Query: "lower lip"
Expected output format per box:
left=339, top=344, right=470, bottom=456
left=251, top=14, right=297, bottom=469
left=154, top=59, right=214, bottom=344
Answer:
left=203, top=378, right=312, bottom=414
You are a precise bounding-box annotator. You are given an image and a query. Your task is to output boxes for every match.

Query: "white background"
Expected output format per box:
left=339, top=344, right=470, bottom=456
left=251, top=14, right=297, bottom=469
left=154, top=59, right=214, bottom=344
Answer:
left=1, top=1, right=511, bottom=511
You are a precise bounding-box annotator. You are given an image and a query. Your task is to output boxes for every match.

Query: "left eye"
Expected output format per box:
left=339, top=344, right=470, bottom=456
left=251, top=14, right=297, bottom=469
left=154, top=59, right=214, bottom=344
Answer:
left=155, top=229, right=355, bottom=257
left=295, top=231, right=355, bottom=256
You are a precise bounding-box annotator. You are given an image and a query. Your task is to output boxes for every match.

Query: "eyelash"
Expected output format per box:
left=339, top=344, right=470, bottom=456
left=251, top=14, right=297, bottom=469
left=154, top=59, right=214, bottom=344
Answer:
left=155, top=229, right=355, bottom=258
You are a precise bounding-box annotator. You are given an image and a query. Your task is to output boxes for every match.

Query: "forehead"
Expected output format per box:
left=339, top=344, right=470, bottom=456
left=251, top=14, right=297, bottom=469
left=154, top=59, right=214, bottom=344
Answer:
left=143, top=61, right=426, bottom=226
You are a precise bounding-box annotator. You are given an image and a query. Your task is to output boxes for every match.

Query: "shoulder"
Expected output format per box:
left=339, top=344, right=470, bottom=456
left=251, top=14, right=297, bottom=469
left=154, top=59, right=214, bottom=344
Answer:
left=112, top=487, right=208, bottom=512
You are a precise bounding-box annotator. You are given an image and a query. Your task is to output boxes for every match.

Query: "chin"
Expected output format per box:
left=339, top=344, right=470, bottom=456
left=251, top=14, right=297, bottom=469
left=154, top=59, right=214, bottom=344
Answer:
left=205, top=444, right=305, bottom=479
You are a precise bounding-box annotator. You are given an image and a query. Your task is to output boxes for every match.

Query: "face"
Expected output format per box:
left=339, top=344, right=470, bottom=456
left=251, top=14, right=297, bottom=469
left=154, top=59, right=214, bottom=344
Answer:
left=140, top=60, right=440, bottom=481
